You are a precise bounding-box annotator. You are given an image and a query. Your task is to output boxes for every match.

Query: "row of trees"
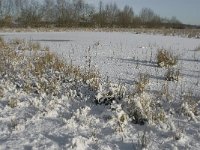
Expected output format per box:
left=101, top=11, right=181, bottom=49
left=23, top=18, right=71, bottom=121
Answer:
left=0, top=0, right=183, bottom=28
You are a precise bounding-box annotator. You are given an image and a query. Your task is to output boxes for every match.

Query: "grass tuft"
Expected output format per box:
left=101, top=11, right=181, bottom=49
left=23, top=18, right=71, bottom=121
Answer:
left=156, top=49, right=178, bottom=67
left=135, top=73, right=150, bottom=94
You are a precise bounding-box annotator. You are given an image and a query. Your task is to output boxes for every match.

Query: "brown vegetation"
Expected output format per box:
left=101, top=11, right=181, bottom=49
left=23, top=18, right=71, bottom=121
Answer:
left=0, top=0, right=185, bottom=29
left=156, top=49, right=178, bottom=67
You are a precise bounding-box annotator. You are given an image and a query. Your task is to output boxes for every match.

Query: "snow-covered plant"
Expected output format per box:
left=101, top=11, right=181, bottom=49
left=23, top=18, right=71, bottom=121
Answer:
left=137, top=129, right=150, bottom=149
left=8, top=97, right=18, bottom=108
left=83, top=67, right=100, bottom=81
left=10, top=119, right=18, bottom=131
left=161, top=82, right=172, bottom=101
left=181, top=102, right=197, bottom=121
left=0, top=39, right=100, bottom=99
left=86, top=77, right=100, bottom=91
left=152, top=108, right=166, bottom=123
left=173, top=128, right=185, bottom=141
left=165, top=68, right=180, bottom=81
left=109, top=103, right=129, bottom=132
left=126, top=93, right=150, bottom=125
left=180, top=92, right=199, bottom=121
left=156, top=49, right=178, bottom=67
left=95, top=82, right=126, bottom=105
left=135, top=73, right=149, bottom=94
left=126, top=92, right=166, bottom=125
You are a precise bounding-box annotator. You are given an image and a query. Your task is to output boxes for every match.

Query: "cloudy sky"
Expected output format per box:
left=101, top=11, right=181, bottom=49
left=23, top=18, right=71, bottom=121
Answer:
left=86, top=0, right=200, bottom=25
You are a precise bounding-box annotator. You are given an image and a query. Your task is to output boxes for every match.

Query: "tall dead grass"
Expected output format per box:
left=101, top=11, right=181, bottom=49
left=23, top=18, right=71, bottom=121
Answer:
left=156, top=49, right=178, bottom=67
left=0, top=38, right=100, bottom=96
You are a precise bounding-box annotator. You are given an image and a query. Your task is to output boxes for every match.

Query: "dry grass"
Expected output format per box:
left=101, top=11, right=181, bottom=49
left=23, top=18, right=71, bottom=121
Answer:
left=28, top=41, right=41, bottom=51
left=0, top=38, right=100, bottom=97
left=0, top=40, right=21, bottom=75
left=135, top=73, right=150, bottom=94
left=156, top=49, right=178, bottom=67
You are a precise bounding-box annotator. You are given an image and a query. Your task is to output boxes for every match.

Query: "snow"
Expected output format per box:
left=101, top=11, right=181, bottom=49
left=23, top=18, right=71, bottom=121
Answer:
left=0, top=31, right=200, bottom=149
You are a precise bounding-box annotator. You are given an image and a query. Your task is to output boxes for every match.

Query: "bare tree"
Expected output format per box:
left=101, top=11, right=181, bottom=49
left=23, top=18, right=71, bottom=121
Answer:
left=0, top=0, right=183, bottom=28
left=18, top=0, right=43, bottom=27
left=140, top=8, right=156, bottom=23
left=117, top=5, right=134, bottom=27
left=0, top=0, right=3, bottom=19
left=104, top=3, right=119, bottom=26
left=43, top=0, right=55, bottom=22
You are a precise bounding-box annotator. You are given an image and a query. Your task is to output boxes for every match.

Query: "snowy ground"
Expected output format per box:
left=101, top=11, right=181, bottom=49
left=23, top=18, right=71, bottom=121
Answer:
left=0, top=31, right=200, bottom=149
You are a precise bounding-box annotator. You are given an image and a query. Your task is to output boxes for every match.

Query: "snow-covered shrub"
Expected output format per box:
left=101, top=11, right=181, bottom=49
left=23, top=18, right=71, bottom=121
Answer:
left=160, top=82, right=172, bottom=101
left=180, top=91, right=200, bottom=121
left=109, top=103, right=129, bottom=132
left=95, top=83, right=126, bottom=105
left=135, top=73, right=149, bottom=94
left=181, top=102, right=197, bottom=121
left=0, top=39, right=99, bottom=99
left=173, top=128, right=185, bottom=141
left=86, top=77, right=100, bottom=91
left=10, top=119, right=18, bottom=131
left=156, top=49, right=178, bottom=67
left=126, top=93, right=150, bottom=125
left=165, top=68, right=180, bottom=81
left=180, top=92, right=199, bottom=121
left=126, top=92, right=166, bottom=125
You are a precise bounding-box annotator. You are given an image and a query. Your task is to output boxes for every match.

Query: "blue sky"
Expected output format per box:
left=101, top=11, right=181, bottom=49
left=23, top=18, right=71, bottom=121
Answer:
left=86, top=0, right=200, bottom=25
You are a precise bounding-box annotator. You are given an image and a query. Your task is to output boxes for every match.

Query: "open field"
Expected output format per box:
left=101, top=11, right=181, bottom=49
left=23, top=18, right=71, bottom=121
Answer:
left=0, top=31, right=200, bottom=149
left=0, top=28, right=200, bottom=38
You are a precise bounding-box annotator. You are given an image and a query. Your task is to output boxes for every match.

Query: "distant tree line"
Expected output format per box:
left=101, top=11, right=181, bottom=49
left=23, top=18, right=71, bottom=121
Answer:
left=0, top=0, right=185, bottom=28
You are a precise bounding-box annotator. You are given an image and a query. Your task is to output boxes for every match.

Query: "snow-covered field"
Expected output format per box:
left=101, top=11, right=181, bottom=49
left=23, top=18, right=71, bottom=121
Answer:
left=0, top=31, right=200, bottom=149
